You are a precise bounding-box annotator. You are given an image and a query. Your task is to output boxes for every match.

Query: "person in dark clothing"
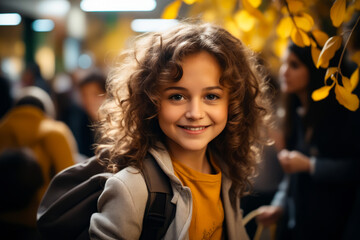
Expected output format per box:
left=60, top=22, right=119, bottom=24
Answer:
left=21, top=62, right=51, bottom=95
left=75, top=72, right=106, bottom=157
left=0, top=75, right=13, bottom=118
left=257, top=43, right=360, bottom=240
left=54, top=71, right=107, bottom=158
left=0, top=147, right=44, bottom=240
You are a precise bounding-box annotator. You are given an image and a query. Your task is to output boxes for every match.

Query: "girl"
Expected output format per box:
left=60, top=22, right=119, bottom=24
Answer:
left=256, top=43, right=360, bottom=240
left=90, top=21, right=270, bottom=240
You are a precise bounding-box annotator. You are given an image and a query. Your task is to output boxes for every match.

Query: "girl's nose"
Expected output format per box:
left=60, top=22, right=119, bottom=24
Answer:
left=280, top=63, right=289, bottom=78
left=185, top=99, right=204, bottom=120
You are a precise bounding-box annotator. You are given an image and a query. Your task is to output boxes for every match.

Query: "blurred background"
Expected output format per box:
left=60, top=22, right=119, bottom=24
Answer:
left=0, top=1, right=359, bottom=239
left=0, top=0, right=187, bottom=83
left=0, top=0, right=351, bottom=86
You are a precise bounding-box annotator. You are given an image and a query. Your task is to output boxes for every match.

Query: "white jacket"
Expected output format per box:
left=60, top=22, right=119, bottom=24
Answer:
left=89, top=145, right=249, bottom=240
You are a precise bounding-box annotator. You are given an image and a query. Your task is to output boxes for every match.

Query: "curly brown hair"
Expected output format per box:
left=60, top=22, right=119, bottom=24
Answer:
left=96, top=20, right=270, bottom=206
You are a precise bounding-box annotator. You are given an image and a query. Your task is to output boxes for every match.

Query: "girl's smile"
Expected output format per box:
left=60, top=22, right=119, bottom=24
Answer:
left=177, top=125, right=210, bottom=134
left=158, top=51, right=229, bottom=158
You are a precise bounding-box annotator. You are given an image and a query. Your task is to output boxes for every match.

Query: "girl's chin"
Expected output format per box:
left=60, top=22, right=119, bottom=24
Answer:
left=280, top=86, right=289, bottom=93
left=281, top=85, right=294, bottom=94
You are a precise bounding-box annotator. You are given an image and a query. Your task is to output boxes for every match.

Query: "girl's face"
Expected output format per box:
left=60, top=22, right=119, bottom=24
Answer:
left=158, top=51, right=229, bottom=155
left=279, top=50, right=310, bottom=95
left=80, top=82, right=106, bottom=120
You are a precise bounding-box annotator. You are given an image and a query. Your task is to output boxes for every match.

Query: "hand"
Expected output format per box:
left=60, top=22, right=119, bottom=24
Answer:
left=256, top=205, right=283, bottom=227
left=278, top=149, right=311, bottom=174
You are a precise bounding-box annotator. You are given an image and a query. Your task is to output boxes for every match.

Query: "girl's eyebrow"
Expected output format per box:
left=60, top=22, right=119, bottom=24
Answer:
left=163, top=86, right=224, bottom=91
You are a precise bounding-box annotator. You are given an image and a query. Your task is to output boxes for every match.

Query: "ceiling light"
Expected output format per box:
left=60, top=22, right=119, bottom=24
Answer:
left=32, top=19, right=55, bottom=32
left=37, top=0, right=71, bottom=17
left=0, top=13, right=21, bottom=26
left=131, top=19, right=179, bottom=32
left=80, top=0, right=157, bottom=12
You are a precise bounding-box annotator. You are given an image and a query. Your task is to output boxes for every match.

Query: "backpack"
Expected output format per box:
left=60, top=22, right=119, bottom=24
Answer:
left=37, top=155, right=175, bottom=240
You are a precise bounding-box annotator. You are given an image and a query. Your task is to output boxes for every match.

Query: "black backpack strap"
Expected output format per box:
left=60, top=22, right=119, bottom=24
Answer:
left=140, top=155, right=176, bottom=240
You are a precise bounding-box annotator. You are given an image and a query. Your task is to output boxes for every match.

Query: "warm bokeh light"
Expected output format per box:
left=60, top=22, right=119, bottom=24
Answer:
left=35, top=46, right=55, bottom=80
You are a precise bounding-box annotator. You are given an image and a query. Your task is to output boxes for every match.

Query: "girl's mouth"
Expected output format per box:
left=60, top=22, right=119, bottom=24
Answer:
left=184, top=126, right=205, bottom=131
left=178, top=125, right=209, bottom=132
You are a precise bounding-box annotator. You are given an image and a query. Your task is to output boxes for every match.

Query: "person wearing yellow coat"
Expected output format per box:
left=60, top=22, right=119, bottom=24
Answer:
left=0, top=86, right=77, bottom=238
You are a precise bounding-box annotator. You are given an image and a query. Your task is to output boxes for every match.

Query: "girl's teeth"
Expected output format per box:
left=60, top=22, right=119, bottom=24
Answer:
left=184, top=127, right=205, bottom=131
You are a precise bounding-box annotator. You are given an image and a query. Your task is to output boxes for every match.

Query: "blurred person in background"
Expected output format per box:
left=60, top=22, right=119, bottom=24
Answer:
left=340, top=13, right=360, bottom=240
left=21, top=62, right=51, bottom=95
left=0, top=86, right=77, bottom=236
left=76, top=71, right=106, bottom=157
left=0, top=74, right=13, bottom=119
left=256, top=42, right=360, bottom=240
left=0, top=148, right=43, bottom=240
left=53, top=70, right=106, bottom=158
left=53, top=72, right=88, bottom=160
left=78, top=71, right=107, bottom=122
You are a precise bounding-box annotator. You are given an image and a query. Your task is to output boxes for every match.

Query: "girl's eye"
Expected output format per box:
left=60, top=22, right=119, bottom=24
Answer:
left=205, top=94, right=219, bottom=101
left=169, top=94, right=184, bottom=101
left=289, top=61, right=299, bottom=69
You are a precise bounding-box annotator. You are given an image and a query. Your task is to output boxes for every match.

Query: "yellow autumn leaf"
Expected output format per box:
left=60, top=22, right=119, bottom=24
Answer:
left=325, top=67, right=338, bottom=81
left=242, top=0, right=265, bottom=21
left=217, top=0, right=237, bottom=14
left=248, top=32, right=266, bottom=52
left=331, top=74, right=338, bottom=82
left=355, top=0, right=360, bottom=10
left=311, top=85, right=333, bottom=101
left=294, top=13, right=314, bottom=32
left=342, top=76, right=352, bottom=91
left=330, top=0, right=346, bottom=27
left=286, top=0, right=305, bottom=13
left=273, top=38, right=288, bottom=57
left=247, top=0, right=262, bottom=8
left=202, top=10, right=217, bottom=22
left=291, top=28, right=311, bottom=47
left=280, top=6, right=288, bottom=15
left=311, top=46, right=321, bottom=66
left=162, top=0, right=182, bottom=19
left=316, top=36, right=342, bottom=68
left=264, top=7, right=277, bottom=24
left=335, top=84, right=359, bottom=111
left=310, top=38, right=317, bottom=47
left=225, top=19, right=241, bottom=39
left=350, top=68, right=359, bottom=92
left=183, top=0, right=197, bottom=4
left=234, top=10, right=256, bottom=32
left=312, top=29, right=329, bottom=47
left=276, top=17, right=293, bottom=38
left=351, top=51, right=360, bottom=66
left=344, top=4, right=355, bottom=22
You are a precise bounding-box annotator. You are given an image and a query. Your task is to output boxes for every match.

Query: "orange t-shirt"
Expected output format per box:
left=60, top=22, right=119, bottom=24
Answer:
left=172, top=157, right=224, bottom=240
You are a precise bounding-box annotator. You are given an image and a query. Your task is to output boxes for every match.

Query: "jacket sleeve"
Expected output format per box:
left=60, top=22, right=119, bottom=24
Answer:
left=311, top=110, right=360, bottom=184
left=89, top=168, right=148, bottom=240
left=312, top=157, right=358, bottom=183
